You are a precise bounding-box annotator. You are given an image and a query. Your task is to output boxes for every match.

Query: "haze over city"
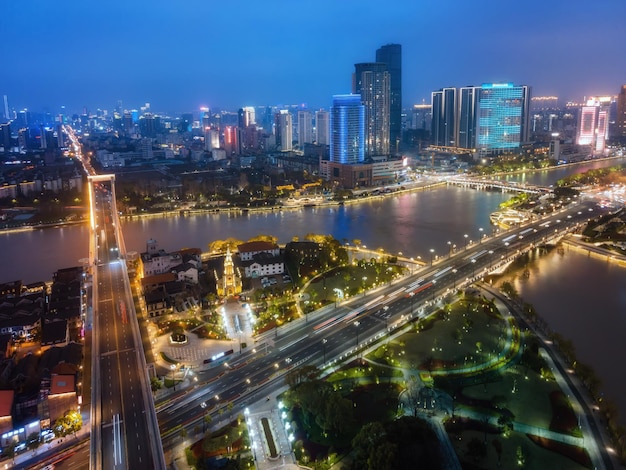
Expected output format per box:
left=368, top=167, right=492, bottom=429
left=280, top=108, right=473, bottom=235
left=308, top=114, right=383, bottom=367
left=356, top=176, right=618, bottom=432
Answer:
left=3, top=0, right=626, bottom=113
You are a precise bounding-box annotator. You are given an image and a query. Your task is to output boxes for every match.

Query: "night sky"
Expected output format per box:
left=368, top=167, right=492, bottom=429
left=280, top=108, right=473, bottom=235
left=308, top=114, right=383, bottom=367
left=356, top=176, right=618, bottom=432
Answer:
left=2, top=0, right=625, bottom=114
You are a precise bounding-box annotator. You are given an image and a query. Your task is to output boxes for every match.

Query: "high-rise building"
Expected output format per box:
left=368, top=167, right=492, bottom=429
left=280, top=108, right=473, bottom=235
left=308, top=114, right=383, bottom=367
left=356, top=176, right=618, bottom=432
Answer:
left=204, top=128, right=220, bottom=151
left=354, top=62, right=390, bottom=156
left=476, top=83, right=530, bottom=155
left=0, top=122, right=11, bottom=150
left=458, top=87, right=479, bottom=149
left=410, top=104, right=431, bottom=131
left=298, top=111, right=313, bottom=146
left=315, top=110, right=330, bottom=145
left=431, top=87, right=457, bottom=147
left=616, top=85, right=626, bottom=143
left=238, top=107, right=255, bottom=128
left=578, top=96, right=611, bottom=153
left=330, top=94, right=365, bottom=165
left=278, top=110, right=293, bottom=151
left=376, top=44, right=402, bottom=153
left=3, top=95, right=9, bottom=121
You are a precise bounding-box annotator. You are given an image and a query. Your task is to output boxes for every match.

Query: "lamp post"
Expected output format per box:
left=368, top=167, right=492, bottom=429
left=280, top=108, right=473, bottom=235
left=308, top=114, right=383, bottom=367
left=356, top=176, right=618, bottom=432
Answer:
left=354, top=321, right=360, bottom=347
left=479, top=227, right=484, bottom=243
left=464, top=234, right=469, bottom=250
left=362, top=276, right=367, bottom=296
left=471, top=258, right=476, bottom=278
left=410, top=292, right=415, bottom=316
left=452, top=269, right=457, bottom=289
left=201, top=402, right=208, bottom=432
left=488, top=250, right=494, bottom=269
left=429, top=248, right=435, bottom=266
left=504, top=241, right=510, bottom=259
left=322, top=338, right=327, bottom=364
left=431, top=280, right=436, bottom=302
left=447, top=241, right=452, bottom=258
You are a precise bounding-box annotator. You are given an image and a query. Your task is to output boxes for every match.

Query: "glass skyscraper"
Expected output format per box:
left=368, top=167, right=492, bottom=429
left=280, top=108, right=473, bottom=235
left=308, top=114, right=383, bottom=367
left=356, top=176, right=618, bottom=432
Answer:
left=476, top=83, right=530, bottom=155
left=431, top=87, right=457, bottom=147
left=376, top=44, right=402, bottom=153
left=354, top=62, right=390, bottom=157
left=330, top=94, right=365, bottom=165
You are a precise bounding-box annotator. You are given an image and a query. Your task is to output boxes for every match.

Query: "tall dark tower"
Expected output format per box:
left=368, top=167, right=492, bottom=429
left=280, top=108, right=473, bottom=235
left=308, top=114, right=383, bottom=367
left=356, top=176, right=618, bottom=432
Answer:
left=376, top=44, right=402, bottom=154
left=354, top=62, right=390, bottom=157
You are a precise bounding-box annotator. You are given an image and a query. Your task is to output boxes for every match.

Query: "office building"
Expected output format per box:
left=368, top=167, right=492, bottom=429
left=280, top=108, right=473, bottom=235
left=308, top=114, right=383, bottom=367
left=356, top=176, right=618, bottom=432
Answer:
left=330, top=94, right=365, bottom=165
left=354, top=62, right=390, bottom=156
left=376, top=44, right=402, bottom=153
left=315, top=110, right=330, bottom=145
left=458, top=87, right=479, bottom=149
left=431, top=87, right=457, bottom=147
left=298, top=111, right=313, bottom=146
left=578, top=96, right=611, bottom=153
left=3, top=95, right=9, bottom=121
left=616, top=85, right=626, bottom=143
left=475, top=83, right=531, bottom=155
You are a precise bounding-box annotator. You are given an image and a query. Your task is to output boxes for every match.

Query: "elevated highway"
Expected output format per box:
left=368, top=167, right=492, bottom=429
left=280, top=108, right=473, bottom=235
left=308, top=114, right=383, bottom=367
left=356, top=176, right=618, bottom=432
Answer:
left=85, top=177, right=166, bottom=468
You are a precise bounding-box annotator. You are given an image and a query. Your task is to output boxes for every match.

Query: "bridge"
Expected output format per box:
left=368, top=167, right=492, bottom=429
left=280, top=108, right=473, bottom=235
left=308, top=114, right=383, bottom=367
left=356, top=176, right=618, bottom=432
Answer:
left=447, top=177, right=550, bottom=194
left=64, top=124, right=166, bottom=470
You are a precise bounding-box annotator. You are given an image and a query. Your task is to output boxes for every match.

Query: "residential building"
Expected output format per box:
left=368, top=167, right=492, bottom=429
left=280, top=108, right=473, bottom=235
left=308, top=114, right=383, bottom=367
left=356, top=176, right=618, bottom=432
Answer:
left=315, top=110, right=330, bottom=145
left=278, top=111, right=293, bottom=151
left=298, top=111, right=313, bottom=146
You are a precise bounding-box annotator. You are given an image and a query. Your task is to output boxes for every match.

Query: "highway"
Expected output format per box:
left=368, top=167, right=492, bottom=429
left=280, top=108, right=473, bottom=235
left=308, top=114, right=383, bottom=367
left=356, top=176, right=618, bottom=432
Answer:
left=156, top=198, right=606, bottom=449
left=89, top=179, right=165, bottom=469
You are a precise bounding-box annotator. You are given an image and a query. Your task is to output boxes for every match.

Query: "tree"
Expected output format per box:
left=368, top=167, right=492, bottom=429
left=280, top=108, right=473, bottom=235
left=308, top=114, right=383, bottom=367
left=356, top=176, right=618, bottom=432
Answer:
left=151, top=376, right=162, bottom=392
left=53, top=410, right=83, bottom=438
left=26, top=432, right=41, bottom=451
left=466, top=437, right=487, bottom=462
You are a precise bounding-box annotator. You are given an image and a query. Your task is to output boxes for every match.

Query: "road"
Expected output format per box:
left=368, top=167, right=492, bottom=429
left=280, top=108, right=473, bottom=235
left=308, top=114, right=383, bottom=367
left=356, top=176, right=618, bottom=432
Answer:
left=156, top=198, right=611, bottom=465
left=88, top=177, right=166, bottom=469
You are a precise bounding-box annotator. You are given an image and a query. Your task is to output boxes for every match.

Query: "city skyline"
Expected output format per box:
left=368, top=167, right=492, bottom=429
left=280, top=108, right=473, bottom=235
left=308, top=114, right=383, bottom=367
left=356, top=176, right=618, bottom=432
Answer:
left=2, top=0, right=626, bottom=114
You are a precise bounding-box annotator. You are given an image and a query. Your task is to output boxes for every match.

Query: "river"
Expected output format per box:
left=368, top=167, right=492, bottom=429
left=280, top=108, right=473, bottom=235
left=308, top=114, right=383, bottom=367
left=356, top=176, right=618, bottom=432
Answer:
left=1, top=157, right=625, bottom=425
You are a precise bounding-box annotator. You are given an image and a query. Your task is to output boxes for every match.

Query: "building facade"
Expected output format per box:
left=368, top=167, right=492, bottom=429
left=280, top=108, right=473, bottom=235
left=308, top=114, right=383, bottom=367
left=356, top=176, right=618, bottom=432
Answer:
left=330, top=94, right=365, bottom=165
left=431, top=87, right=457, bottom=147
left=376, top=44, right=402, bottom=153
left=577, top=96, right=611, bottom=154
left=617, top=85, right=626, bottom=143
left=315, top=110, right=330, bottom=145
left=354, top=62, right=390, bottom=156
left=298, top=111, right=313, bottom=146
left=475, top=83, right=531, bottom=155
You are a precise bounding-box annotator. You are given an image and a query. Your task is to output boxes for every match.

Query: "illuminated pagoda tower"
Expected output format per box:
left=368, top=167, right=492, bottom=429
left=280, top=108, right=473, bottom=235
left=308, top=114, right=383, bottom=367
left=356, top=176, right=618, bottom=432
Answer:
left=216, top=248, right=242, bottom=298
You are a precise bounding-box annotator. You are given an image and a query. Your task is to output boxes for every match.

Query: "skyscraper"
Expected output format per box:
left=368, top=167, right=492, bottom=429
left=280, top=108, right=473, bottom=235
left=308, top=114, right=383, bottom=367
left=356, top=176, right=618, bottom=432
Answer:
left=330, top=94, right=365, bottom=165
left=578, top=96, right=611, bottom=153
left=297, top=110, right=312, bottom=146
left=616, top=85, right=626, bottom=143
left=458, top=87, right=479, bottom=149
left=476, top=83, right=530, bottom=155
left=315, top=110, right=330, bottom=145
left=431, top=87, right=457, bottom=147
left=376, top=44, right=402, bottom=153
left=354, top=62, right=390, bottom=157
left=3, top=95, right=9, bottom=121
left=278, top=110, right=293, bottom=151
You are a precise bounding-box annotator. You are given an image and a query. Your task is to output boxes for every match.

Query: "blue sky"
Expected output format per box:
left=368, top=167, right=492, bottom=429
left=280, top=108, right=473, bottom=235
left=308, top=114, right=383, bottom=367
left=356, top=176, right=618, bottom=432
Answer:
left=2, top=0, right=625, bottom=114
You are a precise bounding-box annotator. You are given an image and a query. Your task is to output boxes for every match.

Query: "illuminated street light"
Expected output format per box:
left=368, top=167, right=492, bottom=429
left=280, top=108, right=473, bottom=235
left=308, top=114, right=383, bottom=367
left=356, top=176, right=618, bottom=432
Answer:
left=354, top=321, right=360, bottom=346
left=322, top=338, right=328, bottom=363
left=429, top=248, right=435, bottom=266
left=464, top=234, right=469, bottom=250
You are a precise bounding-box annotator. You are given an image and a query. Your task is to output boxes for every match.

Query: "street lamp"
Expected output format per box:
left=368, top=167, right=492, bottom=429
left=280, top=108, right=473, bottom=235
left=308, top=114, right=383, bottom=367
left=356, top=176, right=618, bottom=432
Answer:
left=429, top=248, right=435, bottom=266
left=471, top=258, right=476, bottom=278
left=479, top=227, right=484, bottom=243
left=410, top=292, right=415, bottom=316
left=452, top=269, right=457, bottom=289
left=354, top=321, right=360, bottom=347
left=488, top=250, right=494, bottom=269
left=504, top=241, right=510, bottom=259
left=322, top=338, right=328, bottom=364
left=431, top=280, right=436, bottom=302
left=362, top=276, right=367, bottom=296
left=464, top=234, right=469, bottom=250
left=447, top=241, right=452, bottom=258
left=201, top=402, right=208, bottom=432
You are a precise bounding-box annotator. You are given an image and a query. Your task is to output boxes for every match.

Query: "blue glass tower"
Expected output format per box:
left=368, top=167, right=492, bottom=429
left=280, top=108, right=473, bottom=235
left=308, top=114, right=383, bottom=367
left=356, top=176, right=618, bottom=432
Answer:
left=476, top=83, right=530, bottom=155
left=330, top=94, right=365, bottom=164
